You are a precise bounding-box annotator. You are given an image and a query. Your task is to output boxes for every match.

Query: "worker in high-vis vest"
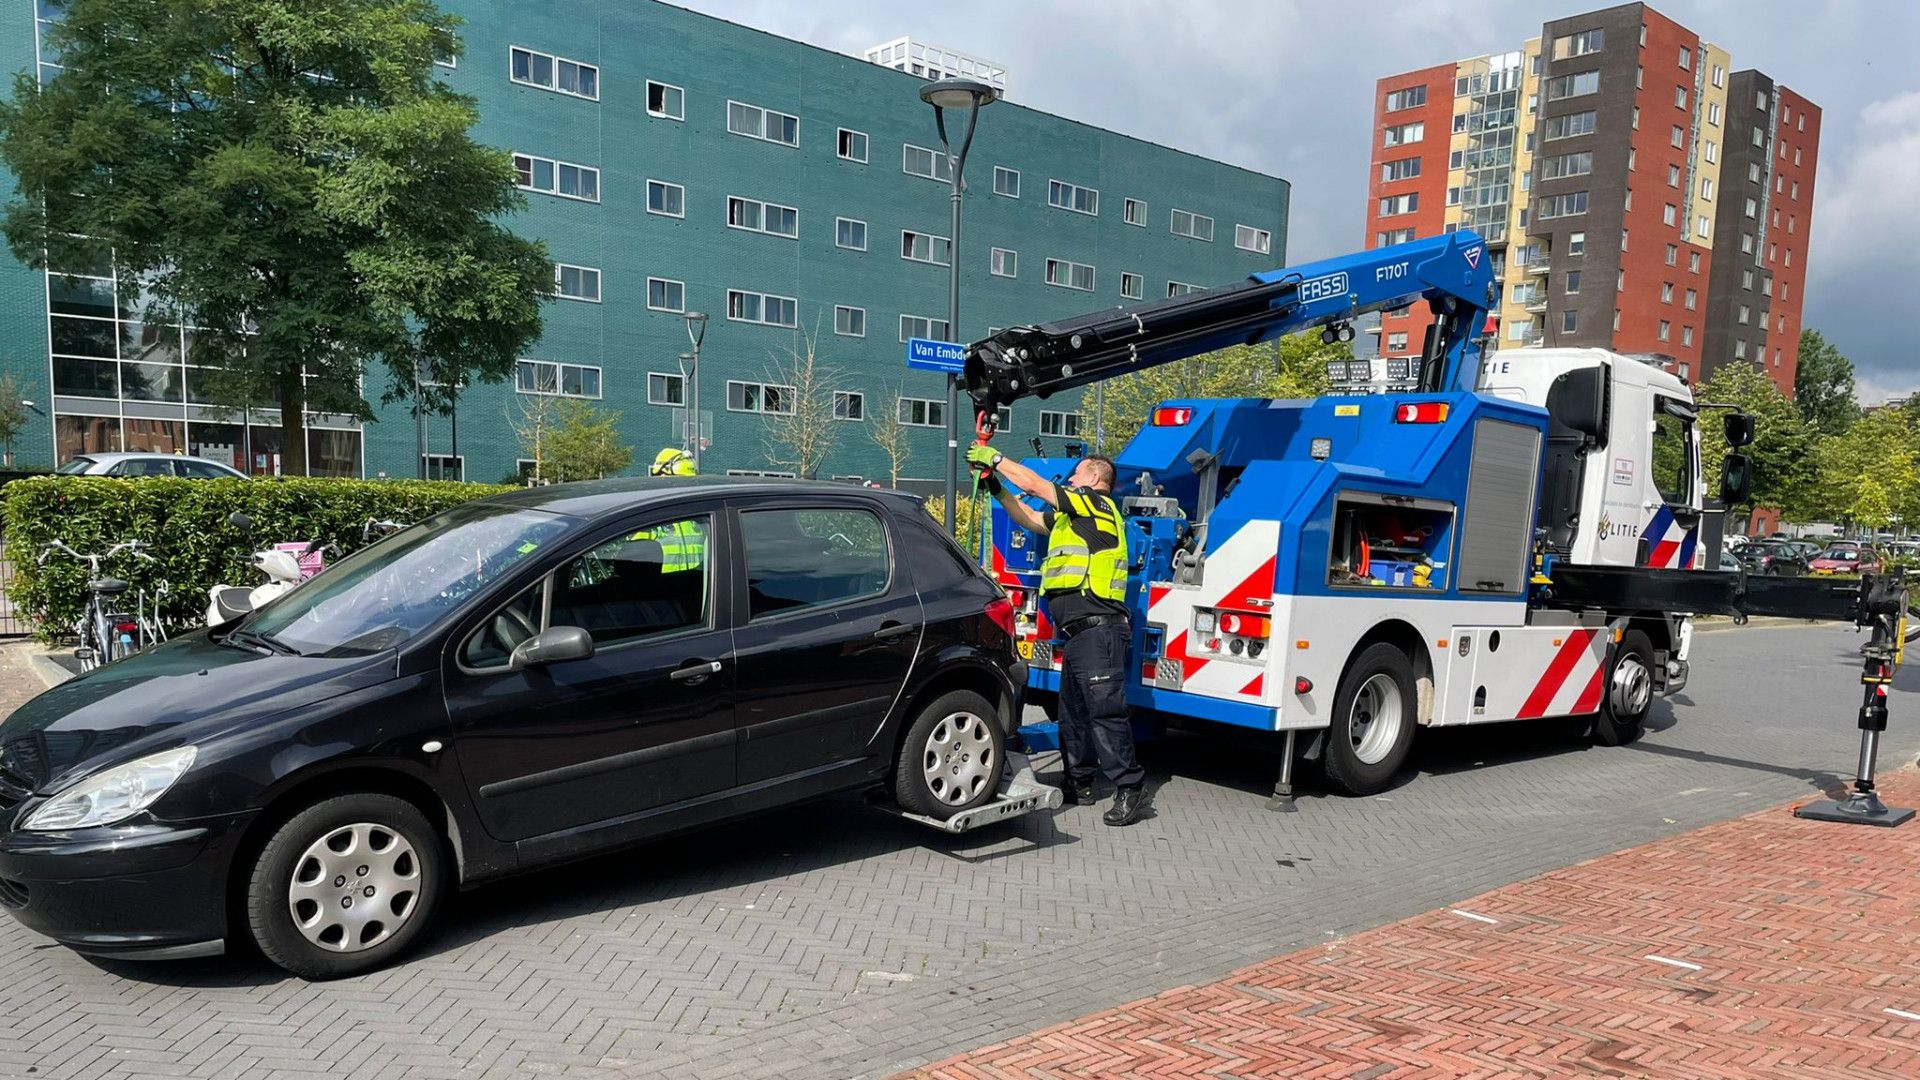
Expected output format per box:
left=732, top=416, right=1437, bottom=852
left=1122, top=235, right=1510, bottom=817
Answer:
left=637, top=448, right=703, bottom=573
left=968, top=444, right=1146, bottom=827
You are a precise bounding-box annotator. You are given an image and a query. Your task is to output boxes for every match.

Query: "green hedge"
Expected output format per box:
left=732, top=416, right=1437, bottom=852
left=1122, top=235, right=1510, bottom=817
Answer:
left=3, top=476, right=512, bottom=639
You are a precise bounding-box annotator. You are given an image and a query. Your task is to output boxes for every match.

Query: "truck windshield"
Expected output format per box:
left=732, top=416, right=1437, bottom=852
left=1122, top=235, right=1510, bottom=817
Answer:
left=241, top=503, right=571, bottom=657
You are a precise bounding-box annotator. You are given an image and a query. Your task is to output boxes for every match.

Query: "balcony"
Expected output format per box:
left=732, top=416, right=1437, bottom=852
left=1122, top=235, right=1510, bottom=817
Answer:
left=1524, top=299, right=1548, bottom=314
left=1527, top=262, right=1551, bottom=275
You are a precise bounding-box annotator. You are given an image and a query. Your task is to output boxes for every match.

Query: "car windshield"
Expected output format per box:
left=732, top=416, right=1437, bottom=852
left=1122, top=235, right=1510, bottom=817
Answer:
left=1753, top=543, right=1795, bottom=556
left=1823, top=547, right=1860, bottom=559
left=242, top=503, right=571, bottom=657
left=55, top=457, right=96, bottom=474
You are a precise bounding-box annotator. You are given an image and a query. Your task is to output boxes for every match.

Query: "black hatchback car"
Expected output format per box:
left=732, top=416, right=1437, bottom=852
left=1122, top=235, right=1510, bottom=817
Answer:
left=0, top=479, right=1021, bottom=978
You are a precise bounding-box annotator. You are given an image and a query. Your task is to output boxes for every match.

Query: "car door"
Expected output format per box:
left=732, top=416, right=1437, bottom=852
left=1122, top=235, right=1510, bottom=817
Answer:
left=728, top=499, right=921, bottom=786
left=444, top=507, right=738, bottom=843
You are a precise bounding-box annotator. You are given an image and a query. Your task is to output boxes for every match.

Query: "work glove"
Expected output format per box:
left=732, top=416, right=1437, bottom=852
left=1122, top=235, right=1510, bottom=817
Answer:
left=966, top=445, right=1003, bottom=470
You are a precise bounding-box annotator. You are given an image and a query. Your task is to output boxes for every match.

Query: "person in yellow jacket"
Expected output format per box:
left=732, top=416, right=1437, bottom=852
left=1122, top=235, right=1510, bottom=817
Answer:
left=638, top=448, right=703, bottom=572
left=968, top=444, right=1146, bottom=826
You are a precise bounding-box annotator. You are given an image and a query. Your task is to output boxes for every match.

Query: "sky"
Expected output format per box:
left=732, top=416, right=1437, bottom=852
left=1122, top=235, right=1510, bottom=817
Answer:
left=673, top=0, right=1919, bottom=404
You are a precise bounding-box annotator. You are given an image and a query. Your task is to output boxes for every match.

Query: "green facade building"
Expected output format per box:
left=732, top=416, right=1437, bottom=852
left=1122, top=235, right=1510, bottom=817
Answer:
left=2, top=0, right=1288, bottom=483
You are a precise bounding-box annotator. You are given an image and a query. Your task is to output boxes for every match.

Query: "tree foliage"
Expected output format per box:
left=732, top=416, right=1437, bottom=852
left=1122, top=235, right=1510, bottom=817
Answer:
left=0, top=375, right=27, bottom=466
left=1095, top=332, right=1345, bottom=451
left=0, top=0, right=552, bottom=475
left=1793, top=328, right=1859, bottom=437
left=1694, top=362, right=1817, bottom=517
left=868, top=386, right=914, bottom=487
left=1808, top=406, right=1920, bottom=530
left=516, top=398, right=632, bottom=483
left=760, top=331, right=847, bottom=480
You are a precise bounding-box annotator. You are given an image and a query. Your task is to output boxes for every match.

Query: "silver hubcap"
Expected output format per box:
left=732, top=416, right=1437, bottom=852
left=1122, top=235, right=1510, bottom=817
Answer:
left=922, top=711, right=996, bottom=806
left=1610, top=653, right=1653, bottom=717
left=1349, top=673, right=1404, bottom=765
left=287, top=823, right=421, bottom=953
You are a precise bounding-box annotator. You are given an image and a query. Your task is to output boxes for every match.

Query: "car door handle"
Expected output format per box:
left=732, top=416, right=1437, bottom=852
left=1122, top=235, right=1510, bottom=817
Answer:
left=671, top=660, right=723, bottom=682
left=872, top=622, right=916, bottom=640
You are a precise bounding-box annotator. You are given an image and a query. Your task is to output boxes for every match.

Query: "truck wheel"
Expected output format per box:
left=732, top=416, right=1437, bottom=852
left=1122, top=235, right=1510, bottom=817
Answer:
left=1324, top=643, right=1417, bottom=796
left=245, top=793, right=446, bottom=980
left=894, top=689, right=1005, bottom=820
left=1593, top=630, right=1654, bottom=746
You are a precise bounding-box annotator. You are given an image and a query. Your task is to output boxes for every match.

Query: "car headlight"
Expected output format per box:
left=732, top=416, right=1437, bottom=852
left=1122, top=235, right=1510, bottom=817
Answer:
left=22, top=747, right=197, bottom=831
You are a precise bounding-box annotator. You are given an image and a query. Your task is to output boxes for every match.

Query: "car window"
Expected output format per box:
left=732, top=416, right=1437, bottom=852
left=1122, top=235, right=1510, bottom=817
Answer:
left=56, top=457, right=95, bottom=474
left=180, top=458, right=231, bottom=478
left=547, top=515, right=711, bottom=647
left=462, top=578, right=548, bottom=670
left=112, top=458, right=177, bottom=477
left=741, top=506, right=889, bottom=620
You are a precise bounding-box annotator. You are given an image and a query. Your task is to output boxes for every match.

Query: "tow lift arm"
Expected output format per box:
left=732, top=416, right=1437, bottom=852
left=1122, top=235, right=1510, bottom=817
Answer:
left=963, top=231, right=1498, bottom=420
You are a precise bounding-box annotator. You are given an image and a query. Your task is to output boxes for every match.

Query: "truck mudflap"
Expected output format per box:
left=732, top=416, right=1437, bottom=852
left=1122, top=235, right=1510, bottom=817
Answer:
left=872, top=751, right=1063, bottom=834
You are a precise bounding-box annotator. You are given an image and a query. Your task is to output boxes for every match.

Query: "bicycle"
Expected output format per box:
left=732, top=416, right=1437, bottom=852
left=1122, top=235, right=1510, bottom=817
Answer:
left=136, top=579, right=171, bottom=649
left=37, top=539, right=158, bottom=671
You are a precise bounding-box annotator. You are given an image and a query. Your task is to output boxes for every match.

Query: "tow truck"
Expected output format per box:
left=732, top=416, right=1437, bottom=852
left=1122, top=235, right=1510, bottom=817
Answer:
left=964, top=231, right=1911, bottom=826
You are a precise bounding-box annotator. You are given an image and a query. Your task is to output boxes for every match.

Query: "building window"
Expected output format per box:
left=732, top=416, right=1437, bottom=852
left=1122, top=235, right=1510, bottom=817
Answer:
left=832, top=390, right=864, bottom=421
left=1552, top=28, right=1604, bottom=58
left=1446, top=187, right=1461, bottom=207
left=1670, top=125, right=1685, bottom=148
left=1562, top=310, right=1578, bottom=333
left=646, top=277, right=685, bottom=312
left=1449, top=149, right=1464, bottom=169
left=1121, top=272, right=1144, bottom=300
left=1039, top=411, right=1084, bottom=437
left=1048, top=179, right=1099, bottom=216
left=1708, top=101, right=1721, bottom=126
left=554, top=263, right=600, bottom=302
left=1541, top=151, right=1593, bottom=179
left=1124, top=198, right=1147, bottom=226
left=1666, top=163, right=1681, bottom=187
left=728, top=196, right=799, bottom=238
left=836, top=217, right=868, bottom=251
left=1656, top=320, right=1672, bottom=342
left=898, top=397, right=944, bottom=427
left=1682, top=326, right=1694, bottom=347
left=1566, top=271, right=1582, bottom=295
left=422, top=454, right=463, bottom=481
left=993, top=166, right=1020, bottom=198
left=1544, top=111, right=1597, bottom=140
left=1568, top=231, right=1586, bottom=255
left=509, top=47, right=599, bottom=100
left=1045, top=258, right=1095, bottom=292
left=1384, top=86, right=1427, bottom=111
left=1697, top=215, right=1711, bottom=237
left=1386, top=331, right=1409, bottom=352
left=1689, top=251, right=1701, bottom=273
left=1738, top=304, right=1750, bottom=324
left=1537, top=191, right=1588, bottom=218
left=1234, top=225, right=1272, bottom=254
left=646, top=179, right=684, bottom=217
left=990, top=247, right=1017, bottom=278
left=836, top=128, right=869, bottom=163
left=517, top=359, right=601, bottom=399
left=1664, top=243, right=1678, bottom=266
left=1378, top=193, right=1419, bottom=216
left=1545, top=71, right=1600, bottom=101
left=1704, top=140, right=1717, bottom=163
left=833, top=305, right=866, bottom=338
left=899, top=314, right=951, bottom=342
left=726, top=289, right=798, bottom=328
left=1381, top=158, right=1422, bottom=182
left=1168, top=281, right=1201, bottom=298
left=902, top=143, right=950, bottom=181
left=1675, top=86, right=1689, bottom=110
left=1685, top=288, right=1698, bottom=310
left=1678, top=46, right=1691, bottom=70
left=901, top=230, right=953, bottom=266
left=1662, top=204, right=1677, bottom=226
left=647, top=372, right=684, bottom=406
left=727, top=380, right=795, bottom=415
left=1382, top=121, right=1424, bottom=147
left=728, top=100, right=799, bottom=146
left=646, top=81, right=684, bottom=120
left=1734, top=339, right=1747, bottom=359
left=513, top=154, right=600, bottom=202
left=1699, top=176, right=1714, bottom=200
left=1661, top=282, right=1674, bottom=303
left=1712, top=64, right=1724, bottom=88
left=1376, top=227, right=1416, bottom=246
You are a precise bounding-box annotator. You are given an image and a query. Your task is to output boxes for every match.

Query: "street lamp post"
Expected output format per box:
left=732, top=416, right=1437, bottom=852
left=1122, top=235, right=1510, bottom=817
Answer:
left=919, top=76, right=998, bottom=532
left=683, top=311, right=709, bottom=473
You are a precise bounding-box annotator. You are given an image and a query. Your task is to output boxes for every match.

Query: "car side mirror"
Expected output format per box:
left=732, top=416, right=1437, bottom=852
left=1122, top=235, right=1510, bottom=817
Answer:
left=1724, top=413, right=1756, bottom=448
left=1547, top=366, right=1608, bottom=443
left=508, top=625, right=595, bottom=671
left=1720, top=453, right=1752, bottom=505
left=228, top=510, right=252, bottom=530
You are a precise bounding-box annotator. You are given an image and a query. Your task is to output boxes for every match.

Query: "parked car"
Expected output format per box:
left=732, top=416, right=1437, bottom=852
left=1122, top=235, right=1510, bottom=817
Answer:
left=0, top=478, right=1022, bottom=978
left=1736, top=540, right=1810, bottom=576
left=1782, top=539, right=1824, bottom=561
left=1717, top=550, right=1744, bottom=572
left=56, top=452, right=246, bottom=478
left=1808, top=543, right=1883, bottom=576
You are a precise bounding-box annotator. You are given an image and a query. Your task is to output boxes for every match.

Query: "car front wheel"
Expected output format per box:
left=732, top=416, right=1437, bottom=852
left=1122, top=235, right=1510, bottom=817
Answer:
left=245, top=792, right=446, bottom=980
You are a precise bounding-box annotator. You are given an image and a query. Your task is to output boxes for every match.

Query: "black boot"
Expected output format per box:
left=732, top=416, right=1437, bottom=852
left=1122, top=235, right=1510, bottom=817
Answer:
left=1061, top=779, right=1096, bottom=806
left=1104, top=785, right=1146, bottom=826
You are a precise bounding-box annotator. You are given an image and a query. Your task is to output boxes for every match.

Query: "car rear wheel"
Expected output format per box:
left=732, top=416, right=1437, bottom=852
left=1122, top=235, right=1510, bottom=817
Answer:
left=245, top=793, right=446, bottom=980
left=893, top=689, right=1005, bottom=819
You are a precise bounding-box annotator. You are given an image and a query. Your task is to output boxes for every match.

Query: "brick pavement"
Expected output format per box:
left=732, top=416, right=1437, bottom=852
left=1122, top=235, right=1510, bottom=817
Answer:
left=903, top=770, right=1920, bottom=1079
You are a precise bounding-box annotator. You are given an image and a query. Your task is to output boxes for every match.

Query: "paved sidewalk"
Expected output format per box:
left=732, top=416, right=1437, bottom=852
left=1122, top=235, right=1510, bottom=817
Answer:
left=903, top=771, right=1920, bottom=1079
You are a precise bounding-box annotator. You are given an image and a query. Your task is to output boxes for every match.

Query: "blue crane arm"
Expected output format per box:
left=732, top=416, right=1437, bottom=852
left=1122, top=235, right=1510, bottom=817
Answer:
left=963, top=231, right=1495, bottom=415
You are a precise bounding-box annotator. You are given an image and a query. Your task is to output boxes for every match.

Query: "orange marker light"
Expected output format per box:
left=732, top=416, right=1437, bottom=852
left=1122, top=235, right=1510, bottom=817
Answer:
left=1295, top=640, right=1310, bottom=650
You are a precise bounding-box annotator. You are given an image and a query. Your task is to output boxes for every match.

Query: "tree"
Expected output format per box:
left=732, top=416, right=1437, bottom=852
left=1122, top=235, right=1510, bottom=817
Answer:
left=1793, top=329, right=1859, bottom=437
left=868, top=385, right=915, bottom=487
left=1095, top=331, right=1343, bottom=451
left=760, top=330, right=848, bottom=479
left=519, top=398, right=632, bottom=483
left=1810, top=407, right=1920, bottom=531
left=0, top=1, right=552, bottom=476
left=1694, top=362, right=1817, bottom=518
left=0, top=375, right=27, bottom=467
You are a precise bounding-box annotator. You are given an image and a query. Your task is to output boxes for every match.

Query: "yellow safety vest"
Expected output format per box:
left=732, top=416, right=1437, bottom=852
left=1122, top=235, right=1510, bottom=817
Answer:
left=1041, top=490, right=1128, bottom=602
left=630, top=520, right=704, bottom=573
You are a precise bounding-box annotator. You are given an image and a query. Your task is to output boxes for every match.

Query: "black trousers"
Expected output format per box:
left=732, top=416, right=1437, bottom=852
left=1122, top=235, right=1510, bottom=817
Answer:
left=1058, top=620, right=1144, bottom=788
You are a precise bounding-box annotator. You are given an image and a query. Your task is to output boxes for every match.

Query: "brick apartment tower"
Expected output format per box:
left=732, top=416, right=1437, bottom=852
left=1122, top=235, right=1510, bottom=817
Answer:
left=1362, top=1, right=1818, bottom=395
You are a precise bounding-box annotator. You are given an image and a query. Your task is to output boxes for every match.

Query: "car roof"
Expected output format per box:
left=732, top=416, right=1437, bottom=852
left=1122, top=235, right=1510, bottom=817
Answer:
left=479, top=476, right=926, bottom=522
